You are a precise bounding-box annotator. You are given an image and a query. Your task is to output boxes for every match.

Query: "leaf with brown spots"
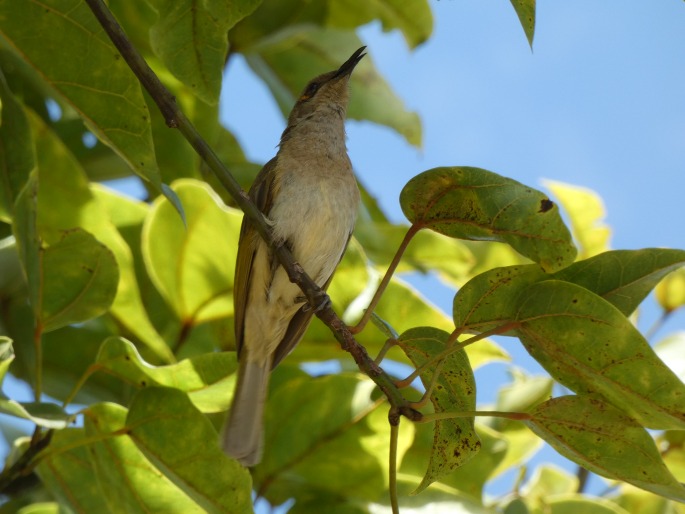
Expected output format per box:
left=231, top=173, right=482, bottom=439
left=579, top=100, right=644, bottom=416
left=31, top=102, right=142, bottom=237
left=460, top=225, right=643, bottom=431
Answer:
left=515, top=280, right=685, bottom=430
left=400, top=167, right=576, bottom=272
left=397, top=327, right=480, bottom=494
left=526, top=395, right=685, bottom=502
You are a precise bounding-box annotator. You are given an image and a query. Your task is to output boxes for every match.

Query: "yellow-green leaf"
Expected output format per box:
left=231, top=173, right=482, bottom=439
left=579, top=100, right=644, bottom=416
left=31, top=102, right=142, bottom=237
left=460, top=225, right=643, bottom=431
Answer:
left=655, top=266, right=685, bottom=313
left=400, top=167, right=577, bottom=272
left=509, top=0, right=536, bottom=48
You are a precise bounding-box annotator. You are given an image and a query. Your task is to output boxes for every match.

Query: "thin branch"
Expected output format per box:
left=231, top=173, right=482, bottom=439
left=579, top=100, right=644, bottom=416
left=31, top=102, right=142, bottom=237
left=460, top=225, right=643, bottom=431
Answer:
left=351, top=224, right=421, bottom=334
left=388, top=409, right=400, bottom=514
left=83, top=0, right=422, bottom=423
left=0, top=429, right=52, bottom=494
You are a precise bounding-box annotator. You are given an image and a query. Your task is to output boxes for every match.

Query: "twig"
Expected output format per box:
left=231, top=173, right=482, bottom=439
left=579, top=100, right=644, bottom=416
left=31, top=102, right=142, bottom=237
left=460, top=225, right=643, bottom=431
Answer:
left=83, top=0, right=422, bottom=423
left=0, top=429, right=53, bottom=494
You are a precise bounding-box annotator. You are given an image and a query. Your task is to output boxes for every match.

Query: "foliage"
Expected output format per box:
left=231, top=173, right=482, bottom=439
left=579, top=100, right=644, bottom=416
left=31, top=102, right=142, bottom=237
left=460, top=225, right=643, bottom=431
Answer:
left=0, top=1, right=683, bottom=513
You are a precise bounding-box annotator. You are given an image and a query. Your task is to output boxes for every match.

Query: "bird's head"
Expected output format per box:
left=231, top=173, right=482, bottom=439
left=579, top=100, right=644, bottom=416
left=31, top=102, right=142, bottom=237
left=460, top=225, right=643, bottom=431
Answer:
left=286, top=46, right=366, bottom=128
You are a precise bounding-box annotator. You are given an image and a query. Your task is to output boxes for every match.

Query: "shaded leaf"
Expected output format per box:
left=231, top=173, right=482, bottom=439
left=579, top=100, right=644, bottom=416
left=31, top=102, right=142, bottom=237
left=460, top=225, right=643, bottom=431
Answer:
left=95, top=337, right=237, bottom=413
left=397, top=327, right=481, bottom=494
left=525, top=396, right=685, bottom=502
left=84, top=403, right=206, bottom=513
left=516, top=280, right=685, bottom=430
left=0, top=0, right=162, bottom=190
left=0, top=68, right=34, bottom=222
left=400, top=167, right=576, bottom=272
left=142, top=179, right=241, bottom=322
left=509, top=0, right=536, bottom=48
left=148, top=0, right=262, bottom=104
left=544, top=180, right=611, bottom=259
left=0, top=399, right=71, bottom=428
left=126, top=387, right=253, bottom=514
left=243, top=29, right=422, bottom=147
left=0, top=336, right=13, bottom=384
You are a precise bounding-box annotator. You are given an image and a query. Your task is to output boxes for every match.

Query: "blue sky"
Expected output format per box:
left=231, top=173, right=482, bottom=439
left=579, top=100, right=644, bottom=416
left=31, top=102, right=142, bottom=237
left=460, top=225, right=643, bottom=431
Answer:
left=221, top=1, right=685, bottom=500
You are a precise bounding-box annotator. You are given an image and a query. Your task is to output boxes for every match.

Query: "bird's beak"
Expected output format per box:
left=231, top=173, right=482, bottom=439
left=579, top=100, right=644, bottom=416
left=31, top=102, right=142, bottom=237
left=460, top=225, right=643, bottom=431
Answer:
left=334, top=46, right=366, bottom=79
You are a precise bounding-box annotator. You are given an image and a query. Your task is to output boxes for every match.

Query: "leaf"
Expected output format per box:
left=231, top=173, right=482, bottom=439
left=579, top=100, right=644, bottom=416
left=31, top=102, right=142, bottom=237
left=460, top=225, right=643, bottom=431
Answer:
left=34, top=429, right=106, bottom=512
left=243, top=28, right=422, bottom=147
left=397, top=327, right=481, bottom=494
left=95, top=337, right=237, bottom=413
left=0, top=336, right=13, bottom=384
left=0, top=0, right=164, bottom=191
left=148, top=0, right=262, bottom=104
left=0, top=399, right=71, bottom=428
left=28, top=109, right=173, bottom=361
left=544, top=180, right=611, bottom=259
left=655, top=266, right=685, bottom=313
left=16, top=504, right=69, bottom=514
left=492, top=368, right=554, bottom=432
left=126, top=387, right=253, bottom=514
left=525, top=395, right=685, bottom=502
left=655, top=332, right=685, bottom=382
left=400, top=167, right=577, bottom=272
left=84, top=403, right=207, bottom=513
left=142, top=179, right=242, bottom=322
left=516, top=280, right=685, bottom=430
left=544, top=495, right=632, bottom=514
left=254, top=374, right=397, bottom=505
left=554, top=249, right=685, bottom=316
left=0, top=68, right=34, bottom=222
left=509, top=0, right=536, bottom=48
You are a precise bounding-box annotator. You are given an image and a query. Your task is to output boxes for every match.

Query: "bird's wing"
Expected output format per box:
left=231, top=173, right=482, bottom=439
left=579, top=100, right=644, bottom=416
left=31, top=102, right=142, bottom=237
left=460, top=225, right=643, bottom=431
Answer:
left=233, top=157, right=279, bottom=356
left=271, top=232, right=354, bottom=368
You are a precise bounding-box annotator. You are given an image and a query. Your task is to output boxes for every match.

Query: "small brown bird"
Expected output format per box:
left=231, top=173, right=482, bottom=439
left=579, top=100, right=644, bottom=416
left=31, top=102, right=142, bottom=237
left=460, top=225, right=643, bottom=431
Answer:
left=221, top=47, right=365, bottom=466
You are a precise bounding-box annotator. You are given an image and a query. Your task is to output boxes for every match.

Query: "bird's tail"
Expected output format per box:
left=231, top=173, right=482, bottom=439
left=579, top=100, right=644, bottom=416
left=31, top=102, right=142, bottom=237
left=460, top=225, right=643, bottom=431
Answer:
left=221, top=356, right=271, bottom=467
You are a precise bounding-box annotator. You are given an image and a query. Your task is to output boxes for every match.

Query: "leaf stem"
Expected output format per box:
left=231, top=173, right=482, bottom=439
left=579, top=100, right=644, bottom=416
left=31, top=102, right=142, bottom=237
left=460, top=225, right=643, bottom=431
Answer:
left=33, top=322, right=42, bottom=401
left=388, top=411, right=400, bottom=514
left=351, top=224, right=421, bottom=334
left=417, top=410, right=531, bottom=423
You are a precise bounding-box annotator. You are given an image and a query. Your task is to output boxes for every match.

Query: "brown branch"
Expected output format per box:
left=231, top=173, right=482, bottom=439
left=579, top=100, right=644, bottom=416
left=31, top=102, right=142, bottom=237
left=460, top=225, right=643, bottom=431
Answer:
left=0, top=429, right=53, bottom=494
left=83, top=0, right=421, bottom=423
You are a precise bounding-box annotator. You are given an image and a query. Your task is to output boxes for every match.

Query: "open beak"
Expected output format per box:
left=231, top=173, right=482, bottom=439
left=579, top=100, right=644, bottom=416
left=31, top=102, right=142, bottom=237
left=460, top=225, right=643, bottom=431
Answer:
left=334, top=46, right=366, bottom=79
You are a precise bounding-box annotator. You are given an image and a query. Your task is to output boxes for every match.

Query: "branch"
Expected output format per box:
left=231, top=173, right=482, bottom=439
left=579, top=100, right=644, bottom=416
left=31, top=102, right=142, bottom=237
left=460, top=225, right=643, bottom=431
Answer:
left=83, top=0, right=421, bottom=423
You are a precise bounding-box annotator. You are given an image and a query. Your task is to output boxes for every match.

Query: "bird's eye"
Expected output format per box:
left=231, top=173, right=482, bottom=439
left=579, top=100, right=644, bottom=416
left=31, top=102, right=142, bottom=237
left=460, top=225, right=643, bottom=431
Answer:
left=304, top=82, right=319, bottom=98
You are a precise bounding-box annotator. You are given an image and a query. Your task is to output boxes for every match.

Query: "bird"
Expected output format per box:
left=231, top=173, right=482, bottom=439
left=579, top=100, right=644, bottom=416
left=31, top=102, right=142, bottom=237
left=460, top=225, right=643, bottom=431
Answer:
left=221, top=46, right=366, bottom=466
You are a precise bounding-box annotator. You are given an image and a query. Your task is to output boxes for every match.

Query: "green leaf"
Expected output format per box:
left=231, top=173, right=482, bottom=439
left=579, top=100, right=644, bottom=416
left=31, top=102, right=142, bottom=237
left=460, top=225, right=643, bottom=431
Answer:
left=0, top=399, right=71, bottom=428
left=520, top=465, right=578, bottom=504
left=95, top=337, right=237, bottom=413
left=28, top=108, right=173, bottom=361
left=16, top=504, right=70, bottom=514
left=84, top=403, right=208, bottom=513
left=655, top=266, right=685, bottom=313
left=525, top=395, right=685, bottom=502
left=34, top=429, right=106, bottom=512
left=148, top=0, right=262, bottom=104
left=254, top=374, right=399, bottom=505
left=492, top=369, right=553, bottom=432
left=544, top=495, right=632, bottom=514
left=554, top=249, right=685, bottom=316
left=509, top=0, right=536, bottom=48
left=516, top=280, right=685, bottom=430
left=400, top=167, right=577, bottom=272
left=244, top=28, right=422, bottom=147
left=0, top=68, right=34, bottom=222
left=398, top=422, right=506, bottom=500
left=142, top=179, right=242, bottom=322
left=397, top=327, right=481, bottom=494
left=544, top=180, right=611, bottom=259
left=0, top=0, right=162, bottom=189
left=0, top=336, right=13, bottom=384
left=126, top=387, right=253, bottom=514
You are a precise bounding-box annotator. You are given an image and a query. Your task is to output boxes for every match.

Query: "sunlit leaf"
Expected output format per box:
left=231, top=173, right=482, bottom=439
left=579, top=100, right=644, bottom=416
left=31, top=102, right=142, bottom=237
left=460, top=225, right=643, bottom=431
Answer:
left=544, top=180, right=611, bottom=259
left=0, top=68, right=34, bottom=222
left=655, top=266, right=685, bottom=313
left=126, top=387, right=253, bottom=513
left=397, top=327, right=480, bottom=494
left=516, top=281, right=685, bottom=430
left=545, top=495, right=632, bottom=514
left=243, top=29, right=422, bottom=147
left=35, top=429, right=105, bottom=512
left=95, top=337, right=237, bottom=413
left=492, top=368, right=553, bottom=432
left=0, top=398, right=71, bottom=428
left=400, top=167, right=577, bottom=272
left=525, top=396, right=685, bottom=502
left=254, top=374, right=392, bottom=505
left=84, top=403, right=207, bottom=513
left=509, top=0, right=536, bottom=48
left=0, top=0, right=162, bottom=190
left=519, top=465, right=578, bottom=503
left=142, top=179, right=241, bottom=322
left=147, top=0, right=262, bottom=104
